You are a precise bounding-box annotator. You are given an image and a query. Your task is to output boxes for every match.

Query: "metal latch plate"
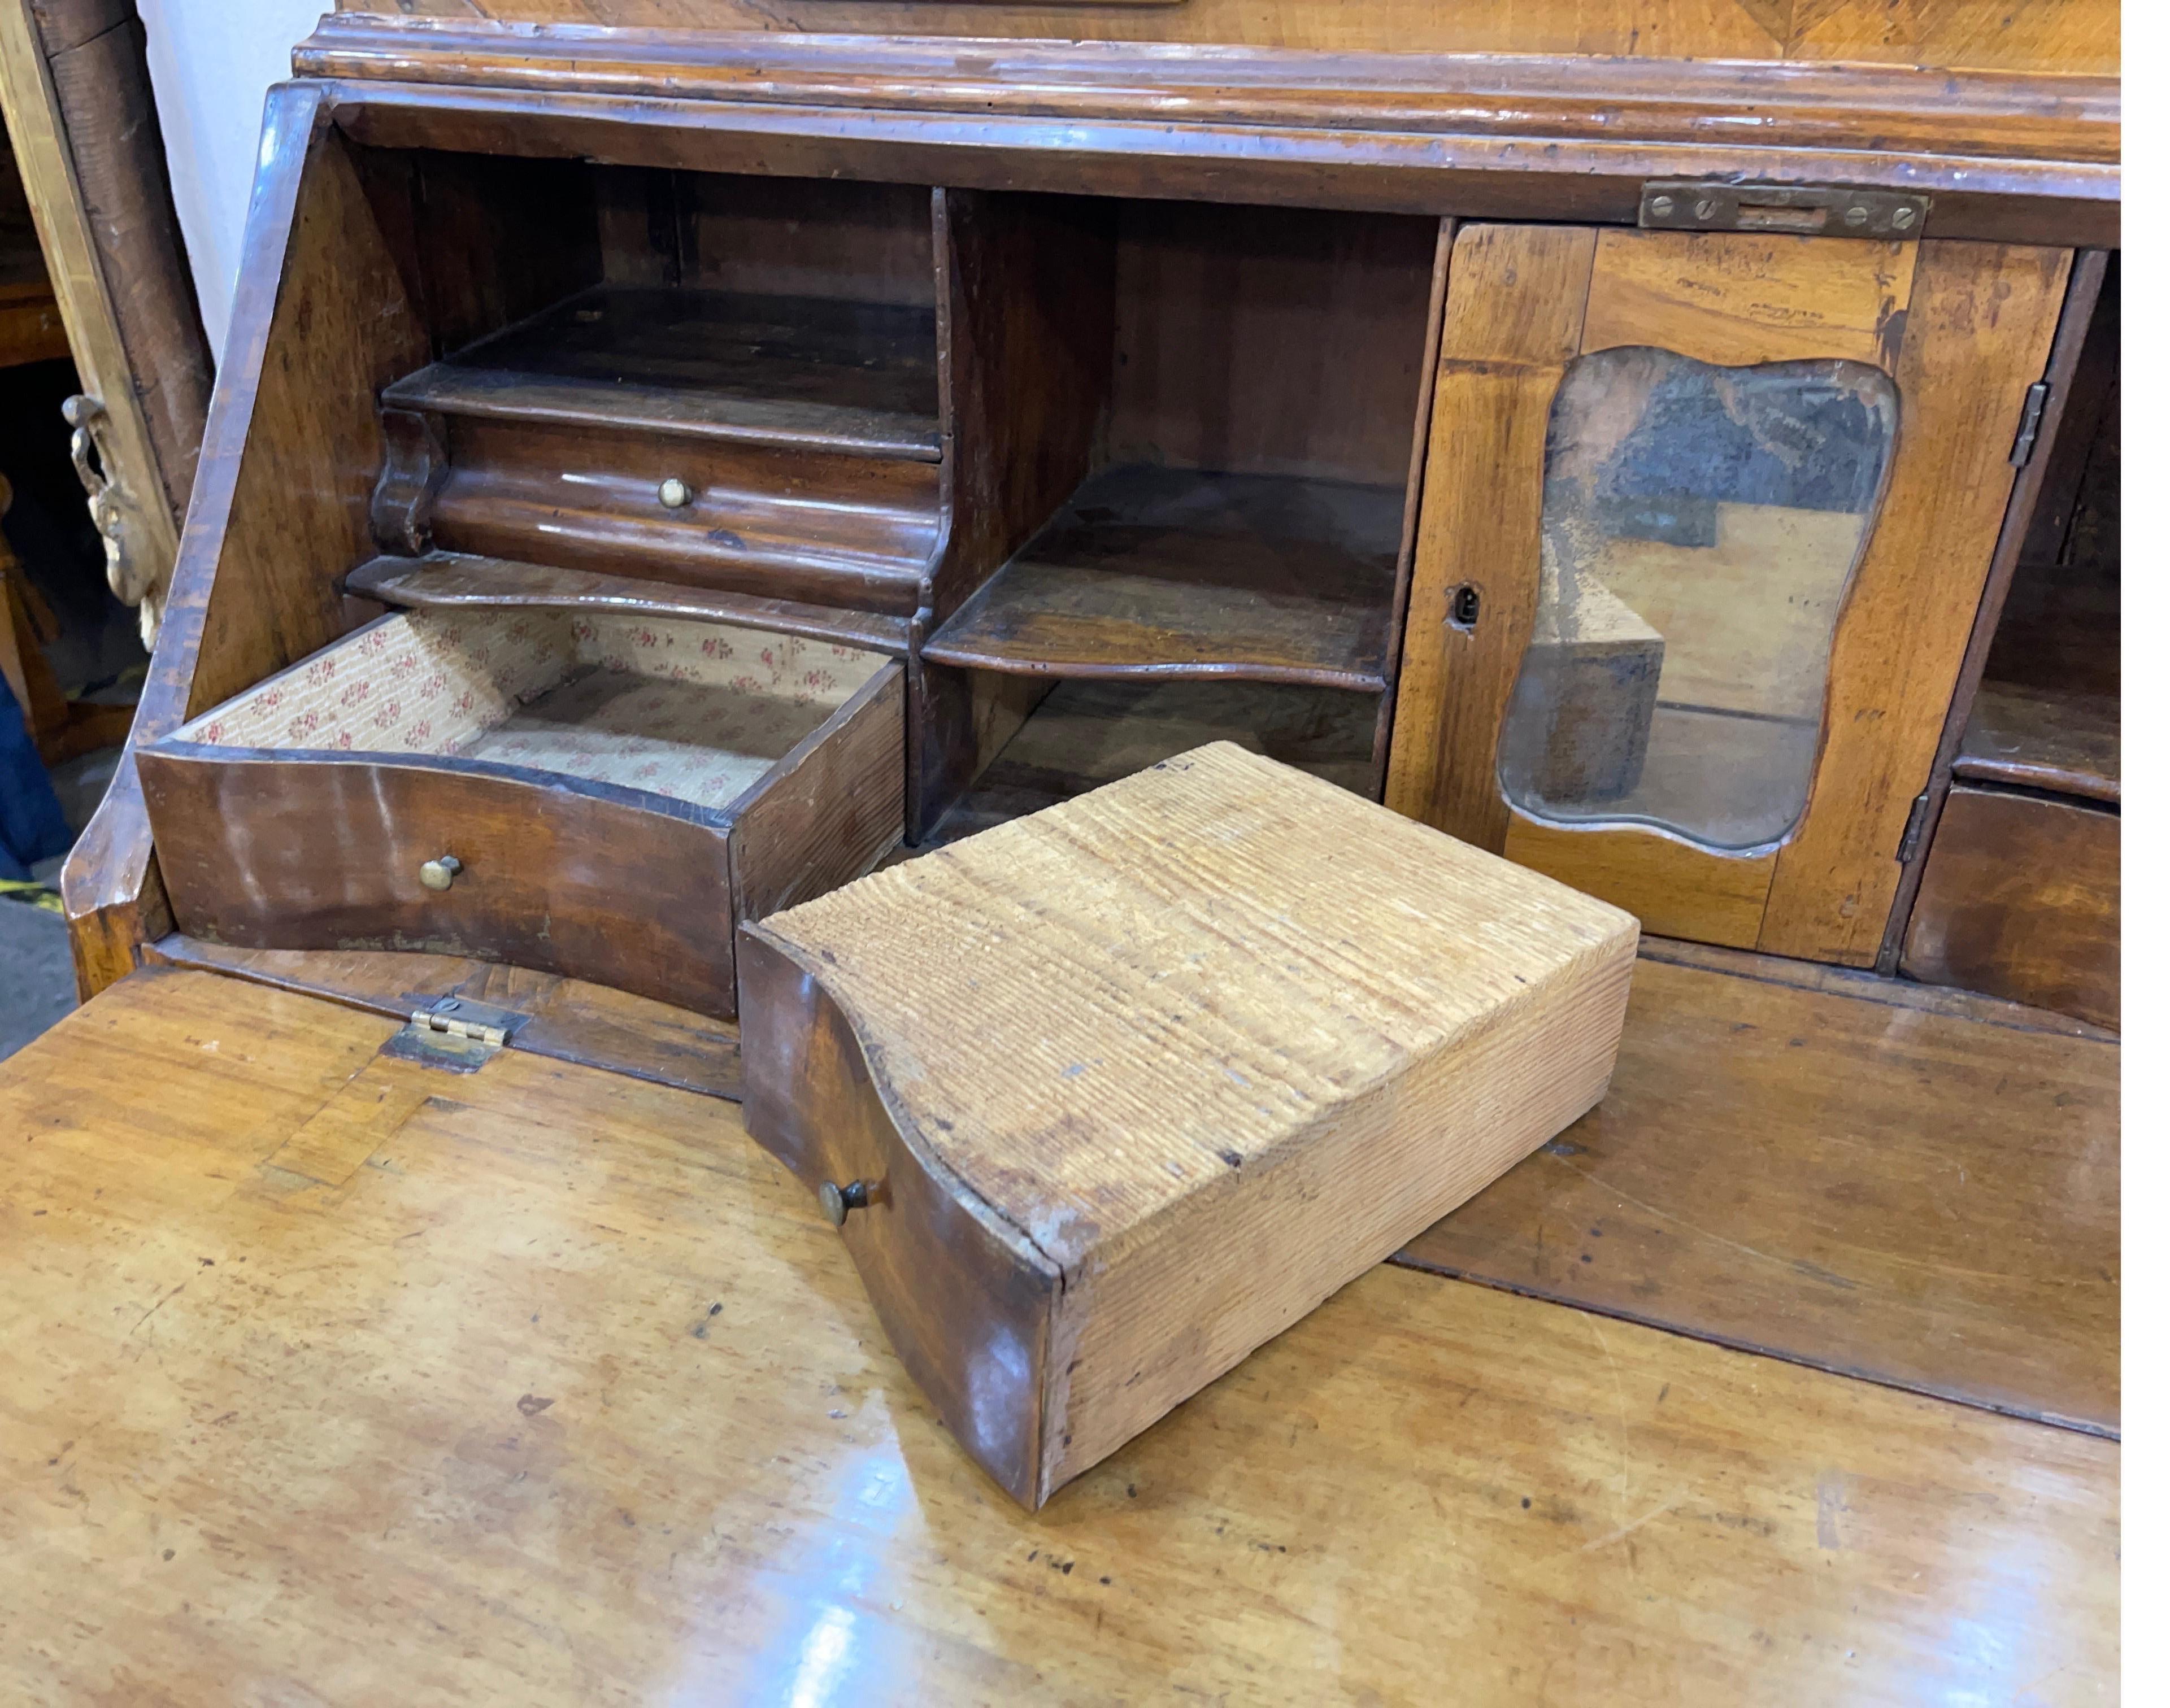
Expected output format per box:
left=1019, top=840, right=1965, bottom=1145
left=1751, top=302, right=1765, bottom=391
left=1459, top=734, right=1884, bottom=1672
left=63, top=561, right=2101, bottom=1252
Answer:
left=381, top=995, right=528, bottom=1072
left=1640, top=182, right=1929, bottom=239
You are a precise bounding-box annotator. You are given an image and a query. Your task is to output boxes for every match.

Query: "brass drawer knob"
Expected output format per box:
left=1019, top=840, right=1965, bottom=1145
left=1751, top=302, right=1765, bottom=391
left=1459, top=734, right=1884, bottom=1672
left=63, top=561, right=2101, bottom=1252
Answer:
left=819, top=1179, right=871, bottom=1227
left=419, top=855, right=464, bottom=892
left=657, top=477, right=692, bottom=509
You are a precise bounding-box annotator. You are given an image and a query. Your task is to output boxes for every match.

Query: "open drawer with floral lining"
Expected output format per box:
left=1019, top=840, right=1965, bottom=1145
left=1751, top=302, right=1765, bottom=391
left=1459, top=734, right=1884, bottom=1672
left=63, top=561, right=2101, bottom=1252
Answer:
left=136, top=609, right=905, bottom=1019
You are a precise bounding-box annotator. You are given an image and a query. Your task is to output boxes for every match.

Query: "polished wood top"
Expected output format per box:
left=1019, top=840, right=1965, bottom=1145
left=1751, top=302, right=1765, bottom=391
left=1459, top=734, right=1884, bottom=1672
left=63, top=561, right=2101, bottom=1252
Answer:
left=1399, top=942, right=2121, bottom=1435
left=2, top=968, right=2116, bottom=1702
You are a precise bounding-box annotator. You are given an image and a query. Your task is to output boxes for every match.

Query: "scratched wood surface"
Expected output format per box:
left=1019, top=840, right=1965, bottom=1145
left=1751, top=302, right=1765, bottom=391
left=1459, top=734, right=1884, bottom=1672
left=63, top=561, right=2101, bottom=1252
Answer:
left=325, top=1, right=2122, bottom=76
left=0, top=968, right=2117, bottom=1703
left=1395, top=949, right=2120, bottom=1436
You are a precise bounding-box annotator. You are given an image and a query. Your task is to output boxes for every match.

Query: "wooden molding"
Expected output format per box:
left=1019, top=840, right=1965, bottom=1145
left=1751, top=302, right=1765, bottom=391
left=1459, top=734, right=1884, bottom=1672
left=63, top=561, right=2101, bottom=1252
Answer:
left=293, top=18, right=2118, bottom=245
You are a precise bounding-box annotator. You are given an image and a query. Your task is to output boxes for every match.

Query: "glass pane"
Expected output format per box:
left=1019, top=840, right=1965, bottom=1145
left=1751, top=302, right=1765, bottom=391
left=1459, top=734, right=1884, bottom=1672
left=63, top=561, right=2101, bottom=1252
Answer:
left=1498, top=347, right=1897, bottom=851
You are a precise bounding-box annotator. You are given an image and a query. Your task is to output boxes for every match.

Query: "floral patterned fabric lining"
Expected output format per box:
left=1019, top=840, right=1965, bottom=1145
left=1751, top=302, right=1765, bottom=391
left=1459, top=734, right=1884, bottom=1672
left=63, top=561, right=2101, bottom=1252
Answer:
left=176, top=609, right=885, bottom=812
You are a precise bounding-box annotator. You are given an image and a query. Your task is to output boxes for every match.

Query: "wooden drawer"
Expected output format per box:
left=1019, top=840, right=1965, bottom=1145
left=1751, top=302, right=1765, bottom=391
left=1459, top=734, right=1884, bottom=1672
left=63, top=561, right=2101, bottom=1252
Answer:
left=374, top=285, right=944, bottom=617
left=138, top=610, right=904, bottom=1019
left=741, top=743, right=1638, bottom=1507
left=1901, top=785, right=2118, bottom=1030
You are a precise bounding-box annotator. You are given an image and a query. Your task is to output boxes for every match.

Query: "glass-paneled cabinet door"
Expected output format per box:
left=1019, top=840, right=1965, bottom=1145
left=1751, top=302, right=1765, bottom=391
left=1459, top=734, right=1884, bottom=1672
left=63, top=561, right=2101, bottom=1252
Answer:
left=1385, top=225, right=2072, bottom=964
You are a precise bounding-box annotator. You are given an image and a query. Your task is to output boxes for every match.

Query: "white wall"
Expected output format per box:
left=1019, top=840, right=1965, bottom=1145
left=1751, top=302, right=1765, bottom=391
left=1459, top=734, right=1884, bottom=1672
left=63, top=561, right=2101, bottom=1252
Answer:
left=137, top=0, right=328, bottom=358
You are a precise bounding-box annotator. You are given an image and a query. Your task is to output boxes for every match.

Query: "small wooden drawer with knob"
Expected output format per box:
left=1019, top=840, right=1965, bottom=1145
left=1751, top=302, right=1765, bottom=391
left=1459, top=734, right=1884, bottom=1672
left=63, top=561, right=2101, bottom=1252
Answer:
left=136, top=607, right=905, bottom=1019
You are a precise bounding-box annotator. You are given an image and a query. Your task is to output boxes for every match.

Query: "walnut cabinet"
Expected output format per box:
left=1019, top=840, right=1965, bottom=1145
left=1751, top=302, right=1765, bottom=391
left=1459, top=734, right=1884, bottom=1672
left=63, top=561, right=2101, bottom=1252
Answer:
left=87, top=21, right=2114, bottom=1025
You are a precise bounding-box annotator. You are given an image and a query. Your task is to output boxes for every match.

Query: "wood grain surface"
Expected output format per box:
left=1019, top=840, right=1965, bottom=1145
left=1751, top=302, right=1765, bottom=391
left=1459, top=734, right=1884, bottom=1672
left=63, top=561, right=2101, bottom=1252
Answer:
left=27, top=0, right=211, bottom=519
left=1582, top=229, right=1915, bottom=369
left=909, top=676, right=1382, bottom=851
left=1396, top=951, right=2120, bottom=1435
left=749, top=741, right=1638, bottom=1503
left=924, top=465, right=1403, bottom=689
left=1391, top=226, right=2073, bottom=964
left=138, top=746, right=745, bottom=1018
left=1760, top=241, right=2073, bottom=964
left=347, top=552, right=916, bottom=655
left=1954, top=682, right=2118, bottom=804
left=306, top=8, right=2125, bottom=110
left=312, top=42, right=2115, bottom=249
left=1384, top=222, right=1595, bottom=847
left=145, top=935, right=744, bottom=1101
left=59, top=92, right=398, bottom=997
left=1901, top=785, right=2119, bottom=1031
left=0, top=966, right=2120, bottom=1703
left=1868, top=249, right=2110, bottom=975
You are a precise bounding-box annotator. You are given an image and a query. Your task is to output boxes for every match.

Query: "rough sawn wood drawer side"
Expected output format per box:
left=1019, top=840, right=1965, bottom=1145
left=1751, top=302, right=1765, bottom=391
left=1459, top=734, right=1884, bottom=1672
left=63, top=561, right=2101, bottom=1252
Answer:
left=740, top=740, right=1638, bottom=1506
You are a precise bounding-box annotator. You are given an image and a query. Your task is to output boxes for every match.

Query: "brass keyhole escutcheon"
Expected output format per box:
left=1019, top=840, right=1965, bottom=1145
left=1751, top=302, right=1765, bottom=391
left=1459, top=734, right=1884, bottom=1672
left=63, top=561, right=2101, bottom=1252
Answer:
left=419, top=855, right=464, bottom=892
left=819, top=1179, right=872, bottom=1227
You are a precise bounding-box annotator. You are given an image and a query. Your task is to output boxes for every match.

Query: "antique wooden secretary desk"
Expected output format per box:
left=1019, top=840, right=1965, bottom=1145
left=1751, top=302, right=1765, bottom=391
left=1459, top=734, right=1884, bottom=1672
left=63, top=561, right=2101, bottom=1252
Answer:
left=60, top=9, right=2119, bottom=1034
left=7, top=3, right=2119, bottom=1700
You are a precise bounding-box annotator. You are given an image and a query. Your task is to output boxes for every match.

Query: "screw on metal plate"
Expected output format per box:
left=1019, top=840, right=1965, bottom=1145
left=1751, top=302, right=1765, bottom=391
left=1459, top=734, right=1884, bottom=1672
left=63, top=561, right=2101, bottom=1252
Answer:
left=819, top=1179, right=872, bottom=1227
left=1639, top=181, right=1930, bottom=239
left=658, top=477, right=693, bottom=509
left=419, top=854, right=463, bottom=892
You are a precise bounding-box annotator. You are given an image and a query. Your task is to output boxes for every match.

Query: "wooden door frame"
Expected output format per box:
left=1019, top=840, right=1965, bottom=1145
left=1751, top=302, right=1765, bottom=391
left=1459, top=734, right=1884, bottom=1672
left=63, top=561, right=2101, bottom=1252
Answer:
left=1385, top=223, right=2072, bottom=964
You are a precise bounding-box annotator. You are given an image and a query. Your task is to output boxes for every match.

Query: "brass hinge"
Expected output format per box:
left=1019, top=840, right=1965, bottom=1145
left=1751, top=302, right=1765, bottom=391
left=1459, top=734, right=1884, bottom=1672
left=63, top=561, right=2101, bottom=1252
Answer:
left=381, top=996, right=526, bottom=1072
left=2008, top=380, right=2053, bottom=468
left=1897, top=791, right=1934, bottom=864
left=1639, top=182, right=1928, bottom=239
left=408, top=1009, right=508, bottom=1045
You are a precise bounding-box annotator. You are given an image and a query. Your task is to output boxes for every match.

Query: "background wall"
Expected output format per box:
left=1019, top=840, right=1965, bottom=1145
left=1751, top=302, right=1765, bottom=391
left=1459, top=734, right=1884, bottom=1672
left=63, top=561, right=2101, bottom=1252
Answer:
left=137, top=0, right=324, bottom=355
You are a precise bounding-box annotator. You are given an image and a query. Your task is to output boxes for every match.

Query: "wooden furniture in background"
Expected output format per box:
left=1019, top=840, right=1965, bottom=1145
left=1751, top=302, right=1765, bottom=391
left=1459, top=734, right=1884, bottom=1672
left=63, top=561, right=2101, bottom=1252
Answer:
left=0, top=132, right=65, bottom=365
left=25, top=0, right=211, bottom=518
left=0, top=964, right=2119, bottom=1702
left=0, top=472, right=132, bottom=762
left=0, top=0, right=207, bottom=644
left=742, top=743, right=1637, bottom=1505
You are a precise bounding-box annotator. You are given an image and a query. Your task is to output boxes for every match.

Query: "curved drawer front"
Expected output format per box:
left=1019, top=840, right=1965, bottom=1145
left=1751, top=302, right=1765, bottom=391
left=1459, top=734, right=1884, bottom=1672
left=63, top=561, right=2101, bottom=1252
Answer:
left=137, top=611, right=909, bottom=1022
left=138, top=752, right=742, bottom=1017
left=737, top=926, right=1058, bottom=1506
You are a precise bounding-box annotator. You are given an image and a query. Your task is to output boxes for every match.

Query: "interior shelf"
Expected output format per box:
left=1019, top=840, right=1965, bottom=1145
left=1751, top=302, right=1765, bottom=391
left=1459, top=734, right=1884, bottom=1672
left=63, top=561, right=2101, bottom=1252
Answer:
left=907, top=677, right=1381, bottom=855
left=347, top=552, right=914, bottom=655
left=382, top=284, right=942, bottom=460
left=921, top=464, right=1403, bottom=690
left=1954, top=682, right=2119, bottom=805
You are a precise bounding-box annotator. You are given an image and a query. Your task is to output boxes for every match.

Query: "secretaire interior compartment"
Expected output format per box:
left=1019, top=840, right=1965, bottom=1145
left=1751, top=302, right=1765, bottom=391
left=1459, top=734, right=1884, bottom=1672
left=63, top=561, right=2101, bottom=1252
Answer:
left=927, top=200, right=1442, bottom=691
left=355, top=149, right=945, bottom=614
left=909, top=677, right=1383, bottom=855
left=1901, top=258, right=2119, bottom=1029
left=137, top=609, right=906, bottom=1019
left=914, top=200, right=1447, bottom=836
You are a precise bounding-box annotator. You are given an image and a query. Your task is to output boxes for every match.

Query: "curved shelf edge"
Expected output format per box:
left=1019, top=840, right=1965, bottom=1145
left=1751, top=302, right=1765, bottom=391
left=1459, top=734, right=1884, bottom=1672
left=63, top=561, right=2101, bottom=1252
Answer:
left=348, top=552, right=915, bottom=656
left=916, top=641, right=1388, bottom=694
